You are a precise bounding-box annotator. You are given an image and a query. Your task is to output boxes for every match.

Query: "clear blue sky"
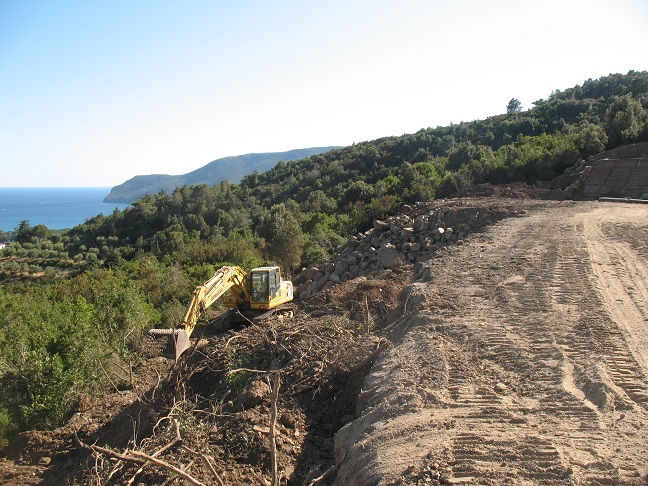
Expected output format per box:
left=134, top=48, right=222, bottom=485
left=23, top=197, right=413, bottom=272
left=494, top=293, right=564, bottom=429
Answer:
left=1, top=0, right=647, bottom=187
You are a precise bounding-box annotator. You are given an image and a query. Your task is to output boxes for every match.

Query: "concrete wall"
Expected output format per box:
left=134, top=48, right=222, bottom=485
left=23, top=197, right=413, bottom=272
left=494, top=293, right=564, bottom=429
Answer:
left=582, top=158, right=648, bottom=198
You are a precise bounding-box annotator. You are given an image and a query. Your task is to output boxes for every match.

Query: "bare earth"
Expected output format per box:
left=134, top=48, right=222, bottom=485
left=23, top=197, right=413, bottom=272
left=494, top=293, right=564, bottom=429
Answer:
left=335, top=201, right=648, bottom=485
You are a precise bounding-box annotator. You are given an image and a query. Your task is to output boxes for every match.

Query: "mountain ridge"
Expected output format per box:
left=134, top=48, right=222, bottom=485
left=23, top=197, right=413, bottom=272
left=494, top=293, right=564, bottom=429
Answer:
left=103, top=146, right=342, bottom=203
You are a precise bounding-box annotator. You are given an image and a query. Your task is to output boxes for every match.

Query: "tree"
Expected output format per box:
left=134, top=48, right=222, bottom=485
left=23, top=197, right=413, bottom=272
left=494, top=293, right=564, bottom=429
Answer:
left=605, top=94, right=648, bottom=147
left=262, top=205, right=304, bottom=275
left=507, top=98, right=523, bottom=113
left=447, top=141, right=478, bottom=171
left=15, top=221, right=32, bottom=244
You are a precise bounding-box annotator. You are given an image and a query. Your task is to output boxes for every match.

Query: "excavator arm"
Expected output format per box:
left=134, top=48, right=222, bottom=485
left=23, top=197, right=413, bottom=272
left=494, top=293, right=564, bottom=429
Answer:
left=149, top=266, right=251, bottom=359
left=181, top=265, right=251, bottom=337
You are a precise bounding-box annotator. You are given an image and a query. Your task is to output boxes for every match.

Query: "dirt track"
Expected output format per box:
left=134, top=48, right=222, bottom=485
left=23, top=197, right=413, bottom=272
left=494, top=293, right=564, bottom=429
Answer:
left=335, top=201, right=648, bottom=485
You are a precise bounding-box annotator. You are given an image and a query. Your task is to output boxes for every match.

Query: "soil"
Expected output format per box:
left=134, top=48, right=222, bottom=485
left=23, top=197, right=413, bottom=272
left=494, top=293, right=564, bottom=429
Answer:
left=1, top=194, right=647, bottom=485
left=335, top=200, right=648, bottom=485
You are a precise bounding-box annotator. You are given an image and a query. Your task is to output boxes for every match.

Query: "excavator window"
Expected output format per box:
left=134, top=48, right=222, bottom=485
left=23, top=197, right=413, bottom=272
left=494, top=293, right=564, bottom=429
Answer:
left=269, top=269, right=279, bottom=299
left=251, top=271, right=269, bottom=303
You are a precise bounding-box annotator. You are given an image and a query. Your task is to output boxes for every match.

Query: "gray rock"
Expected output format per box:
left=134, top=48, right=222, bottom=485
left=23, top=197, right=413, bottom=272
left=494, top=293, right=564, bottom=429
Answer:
left=377, top=244, right=407, bottom=268
left=401, top=227, right=415, bottom=238
left=432, top=227, right=445, bottom=237
left=334, top=260, right=349, bottom=275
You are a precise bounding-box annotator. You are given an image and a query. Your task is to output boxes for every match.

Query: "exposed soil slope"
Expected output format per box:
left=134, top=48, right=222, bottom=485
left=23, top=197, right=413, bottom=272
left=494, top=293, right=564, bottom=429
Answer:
left=335, top=201, right=648, bottom=485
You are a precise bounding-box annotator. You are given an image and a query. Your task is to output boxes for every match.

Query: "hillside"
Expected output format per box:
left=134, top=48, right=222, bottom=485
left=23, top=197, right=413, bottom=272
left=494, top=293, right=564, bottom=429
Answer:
left=335, top=200, right=648, bottom=484
left=1, top=196, right=646, bottom=485
left=71, top=71, right=648, bottom=275
left=103, top=146, right=342, bottom=203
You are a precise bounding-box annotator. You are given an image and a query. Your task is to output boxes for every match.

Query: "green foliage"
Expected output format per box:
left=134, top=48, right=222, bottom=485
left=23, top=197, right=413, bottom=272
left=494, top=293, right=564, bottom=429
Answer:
left=301, top=213, right=347, bottom=266
left=0, top=263, right=164, bottom=441
left=0, top=408, right=12, bottom=448
left=605, top=94, right=648, bottom=146
left=0, top=291, right=101, bottom=431
left=261, top=204, right=304, bottom=275
left=222, top=427, right=259, bottom=458
left=50, top=71, right=648, bottom=270
left=494, top=133, right=581, bottom=182
left=0, top=70, right=646, bottom=444
left=438, top=172, right=471, bottom=198
left=507, top=98, right=523, bottom=113
left=223, top=347, right=252, bottom=395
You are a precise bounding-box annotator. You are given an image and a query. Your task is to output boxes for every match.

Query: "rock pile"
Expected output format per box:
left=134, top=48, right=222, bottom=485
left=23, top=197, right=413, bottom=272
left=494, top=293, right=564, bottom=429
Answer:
left=295, top=200, right=520, bottom=298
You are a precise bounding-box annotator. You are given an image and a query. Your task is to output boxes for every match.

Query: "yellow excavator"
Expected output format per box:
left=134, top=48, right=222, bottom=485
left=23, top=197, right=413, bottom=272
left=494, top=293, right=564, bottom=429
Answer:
left=149, top=265, right=294, bottom=359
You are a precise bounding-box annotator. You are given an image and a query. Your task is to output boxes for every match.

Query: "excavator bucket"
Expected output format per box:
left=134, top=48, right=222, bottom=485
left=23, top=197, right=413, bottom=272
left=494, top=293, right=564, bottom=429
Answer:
left=146, top=328, right=191, bottom=360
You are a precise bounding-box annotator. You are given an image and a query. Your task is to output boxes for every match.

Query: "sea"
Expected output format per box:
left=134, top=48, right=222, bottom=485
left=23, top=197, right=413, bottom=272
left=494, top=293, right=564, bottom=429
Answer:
left=0, top=187, right=130, bottom=232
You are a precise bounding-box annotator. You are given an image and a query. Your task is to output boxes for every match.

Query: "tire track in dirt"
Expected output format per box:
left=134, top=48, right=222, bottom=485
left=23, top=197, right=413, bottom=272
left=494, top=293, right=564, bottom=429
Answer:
left=443, top=210, right=609, bottom=483
left=581, top=207, right=648, bottom=382
left=335, top=201, right=648, bottom=485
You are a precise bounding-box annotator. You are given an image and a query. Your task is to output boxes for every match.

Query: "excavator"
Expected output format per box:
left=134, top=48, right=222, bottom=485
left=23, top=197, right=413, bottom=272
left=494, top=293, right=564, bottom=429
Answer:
left=148, top=265, right=294, bottom=359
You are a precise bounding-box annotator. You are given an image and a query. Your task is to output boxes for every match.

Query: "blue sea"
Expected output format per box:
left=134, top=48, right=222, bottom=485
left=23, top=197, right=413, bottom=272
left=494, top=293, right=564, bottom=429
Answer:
left=0, top=188, right=130, bottom=232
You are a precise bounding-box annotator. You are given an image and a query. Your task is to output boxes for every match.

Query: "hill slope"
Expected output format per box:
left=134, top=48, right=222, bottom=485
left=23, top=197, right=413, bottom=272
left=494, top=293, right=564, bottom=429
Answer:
left=103, top=146, right=342, bottom=203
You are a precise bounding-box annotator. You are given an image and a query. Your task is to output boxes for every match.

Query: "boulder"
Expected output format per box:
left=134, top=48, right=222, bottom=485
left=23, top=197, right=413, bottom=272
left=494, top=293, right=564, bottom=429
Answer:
left=401, top=227, right=415, bottom=238
left=377, top=244, right=407, bottom=268
left=334, top=260, right=349, bottom=275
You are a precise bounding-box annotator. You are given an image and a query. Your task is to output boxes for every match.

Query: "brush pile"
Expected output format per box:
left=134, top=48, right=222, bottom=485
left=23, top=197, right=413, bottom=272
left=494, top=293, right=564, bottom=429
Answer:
left=70, top=313, right=385, bottom=485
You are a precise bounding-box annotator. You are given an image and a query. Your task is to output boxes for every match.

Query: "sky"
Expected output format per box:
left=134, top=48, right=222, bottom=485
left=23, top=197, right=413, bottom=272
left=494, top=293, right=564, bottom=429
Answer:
left=1, top=0, right=647, bottom=188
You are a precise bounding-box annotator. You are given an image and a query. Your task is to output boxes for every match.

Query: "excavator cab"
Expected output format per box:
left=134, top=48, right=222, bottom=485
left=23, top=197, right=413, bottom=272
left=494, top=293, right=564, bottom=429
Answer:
left=250, top=269, right=270, bottom=303
left=248, top=267, right=293, bottom=309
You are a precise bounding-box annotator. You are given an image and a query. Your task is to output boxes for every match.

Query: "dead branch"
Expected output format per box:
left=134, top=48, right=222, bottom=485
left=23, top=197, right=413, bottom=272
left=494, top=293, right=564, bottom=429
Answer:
left=227, top=367, right=268, bottom=375
left=151, top=367, right=162, bottom=400
left=349, top=339, right=389, bottom=373
left=126, top=418, right=183, bottom=486
left=307, top=452, right=346, bottom=485
left=269, top=372, right=281, bottom=486
left=182, top=447, right=225, bottom=486
left=105, top=461, right=124, bottom=484
left=76, top=421, right=205, bottom=486
left=202, top=454, right=225, bottom=486
left=224, top=334, right=243, bottom=349
left=93, top=452, right=102, bottom=486
left=307, top=462, right=338, bottom=485
left=152, top=415, right=175, bottom=437
left=74, top=433, right=145, bottom=465
left=128, top=450, right=206, bottom=486
left=363, top=295, right=372, bottom=334
left=301, top=467, right=322, bottom=486
left=97, top=360, right=121, bottom=393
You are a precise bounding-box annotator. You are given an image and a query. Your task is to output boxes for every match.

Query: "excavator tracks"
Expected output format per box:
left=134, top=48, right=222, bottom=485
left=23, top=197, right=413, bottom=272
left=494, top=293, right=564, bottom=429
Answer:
left=437, top=205, right=648, bottom=483
left=335, top=202, right=648, bottom=485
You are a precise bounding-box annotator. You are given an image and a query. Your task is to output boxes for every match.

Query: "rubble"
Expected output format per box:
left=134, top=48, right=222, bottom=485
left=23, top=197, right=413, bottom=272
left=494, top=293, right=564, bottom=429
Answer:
left=295, top=200, right=522, bottom=298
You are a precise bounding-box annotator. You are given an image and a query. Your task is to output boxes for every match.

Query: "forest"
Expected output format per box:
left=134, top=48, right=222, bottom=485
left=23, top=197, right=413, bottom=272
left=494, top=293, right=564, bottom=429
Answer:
left=0, top=71, right=647, bottom=445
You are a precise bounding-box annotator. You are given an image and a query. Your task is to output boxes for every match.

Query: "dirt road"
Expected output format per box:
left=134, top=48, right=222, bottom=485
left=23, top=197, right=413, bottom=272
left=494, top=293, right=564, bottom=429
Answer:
left=335, top=201, right=648, bottom=485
